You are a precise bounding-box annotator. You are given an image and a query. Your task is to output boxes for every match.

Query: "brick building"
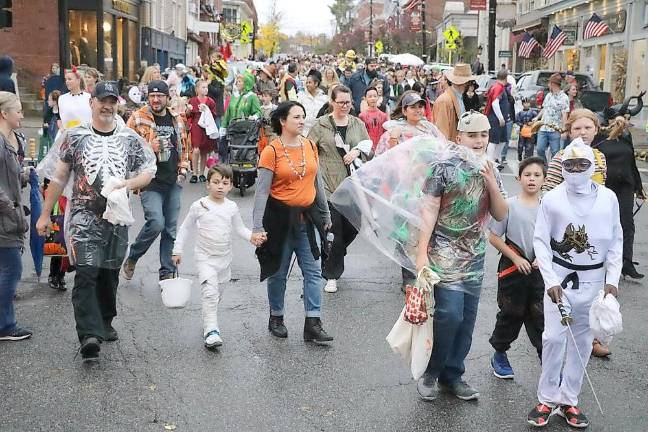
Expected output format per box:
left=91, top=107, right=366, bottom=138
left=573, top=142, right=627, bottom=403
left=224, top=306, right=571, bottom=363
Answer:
left=0, top=0, right=60, bottom=92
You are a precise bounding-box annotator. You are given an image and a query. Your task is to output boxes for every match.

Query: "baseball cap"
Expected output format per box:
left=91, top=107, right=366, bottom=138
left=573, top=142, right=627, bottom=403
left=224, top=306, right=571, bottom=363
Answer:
left=148, top=80, right=169, bottom=96
left=458, top=110, right=490, bottom=132
left=401, top=92, right=424, bottom=107
left=92, top=81, right=120, bottom=99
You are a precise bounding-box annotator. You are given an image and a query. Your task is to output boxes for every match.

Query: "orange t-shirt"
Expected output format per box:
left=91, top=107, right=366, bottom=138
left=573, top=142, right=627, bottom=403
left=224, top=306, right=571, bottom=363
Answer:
left=258, top=138, right=319, bottom=207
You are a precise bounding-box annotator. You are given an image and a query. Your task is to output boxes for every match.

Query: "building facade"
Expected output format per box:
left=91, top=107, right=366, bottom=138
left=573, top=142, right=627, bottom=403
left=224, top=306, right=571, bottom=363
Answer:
left=434, top=2, right=479, bottom=64
left=514, top=0, right=648, bottom=123
left=140, top=0, right=187, bottom=70
left=220, top=0, right=257, bottom=59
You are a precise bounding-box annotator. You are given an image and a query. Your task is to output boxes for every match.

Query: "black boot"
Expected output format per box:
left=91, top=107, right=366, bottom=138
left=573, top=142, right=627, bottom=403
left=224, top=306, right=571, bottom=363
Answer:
left=56, top=275, right=67, bottom=291
left=103, top=319, right=118, bottom=342
left=303, top=317, right=333, bottom=342
left=80, top=337, right=100, bottom=362
left=268, top=315, right=288, bottom=338
left=622, top=261, right=644, bottom=279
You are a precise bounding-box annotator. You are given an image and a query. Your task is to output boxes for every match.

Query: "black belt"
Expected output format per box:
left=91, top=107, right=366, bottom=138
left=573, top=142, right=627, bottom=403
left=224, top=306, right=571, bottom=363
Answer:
left=553, top=256, right=604, bottom=290
left=552, top=255, right=604, bottom=271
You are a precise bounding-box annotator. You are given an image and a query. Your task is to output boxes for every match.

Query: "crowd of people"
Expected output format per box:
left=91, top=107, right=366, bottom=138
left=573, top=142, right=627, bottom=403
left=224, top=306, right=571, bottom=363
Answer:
left=0, top=49, right=644, bottom=429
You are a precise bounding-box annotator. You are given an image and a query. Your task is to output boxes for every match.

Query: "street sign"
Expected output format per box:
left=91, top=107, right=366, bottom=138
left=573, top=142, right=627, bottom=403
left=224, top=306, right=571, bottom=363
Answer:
left=375, top=40, right=384, bottom=54
left=469, top=0, right=487, bottom=10
left=443, top=25, right=460, bottom=43
left=446, top=41, right=458, bottom=51
left=499, top=50, right=512, bottom=58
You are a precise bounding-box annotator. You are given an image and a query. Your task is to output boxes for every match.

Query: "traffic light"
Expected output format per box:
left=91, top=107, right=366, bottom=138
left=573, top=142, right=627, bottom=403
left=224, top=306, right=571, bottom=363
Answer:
left=0, top=0, right=12, bottom=28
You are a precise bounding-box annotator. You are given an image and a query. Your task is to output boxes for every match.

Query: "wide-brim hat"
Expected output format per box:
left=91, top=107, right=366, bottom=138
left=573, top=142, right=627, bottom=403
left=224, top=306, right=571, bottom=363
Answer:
left=345, top=49, right=357, bottom=59
left=444, top=63, right=477, bottom=85
left=260, top=66, right=274, bottom=79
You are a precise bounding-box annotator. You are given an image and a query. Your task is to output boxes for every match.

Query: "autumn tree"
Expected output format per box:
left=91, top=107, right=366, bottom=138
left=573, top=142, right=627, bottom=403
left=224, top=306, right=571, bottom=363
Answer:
left=329, top=0, right=354, bottom=34
left=256, top=0, right=288, bottom=57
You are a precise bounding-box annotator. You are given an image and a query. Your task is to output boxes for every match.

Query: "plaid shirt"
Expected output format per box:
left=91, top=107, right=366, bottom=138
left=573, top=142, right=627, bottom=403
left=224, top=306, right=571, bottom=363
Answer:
left=126, top=106, right=190, bottom=170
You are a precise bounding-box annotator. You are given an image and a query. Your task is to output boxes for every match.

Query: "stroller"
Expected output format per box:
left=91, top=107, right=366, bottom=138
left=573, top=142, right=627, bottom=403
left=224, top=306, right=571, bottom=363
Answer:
left=226, top=118, right=262, bottom=196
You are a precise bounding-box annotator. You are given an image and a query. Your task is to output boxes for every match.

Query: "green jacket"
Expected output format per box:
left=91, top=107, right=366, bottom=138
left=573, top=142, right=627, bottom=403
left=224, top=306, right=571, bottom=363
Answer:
left=307, top=114, right=370, bottom=197
left=222, top=73, right=262, bottom=128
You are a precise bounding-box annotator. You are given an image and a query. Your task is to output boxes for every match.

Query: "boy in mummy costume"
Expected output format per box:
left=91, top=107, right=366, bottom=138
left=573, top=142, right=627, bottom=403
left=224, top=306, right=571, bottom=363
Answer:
left=527, top=138, right=622, bottom=429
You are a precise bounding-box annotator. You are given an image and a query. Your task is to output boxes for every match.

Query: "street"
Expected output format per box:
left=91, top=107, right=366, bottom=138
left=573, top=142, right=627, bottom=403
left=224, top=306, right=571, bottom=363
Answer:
left=2, top=161, right=648, bottom=432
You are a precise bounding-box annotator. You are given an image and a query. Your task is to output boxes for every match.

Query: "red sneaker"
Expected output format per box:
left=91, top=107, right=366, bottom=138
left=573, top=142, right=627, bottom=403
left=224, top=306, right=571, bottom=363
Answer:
left=527, top=403, right=553, bottom=427
left=557, top=405, right=589, bottom=428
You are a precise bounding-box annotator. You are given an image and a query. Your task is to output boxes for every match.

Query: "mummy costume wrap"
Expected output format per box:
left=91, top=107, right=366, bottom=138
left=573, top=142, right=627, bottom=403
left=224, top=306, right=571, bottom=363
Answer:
left=533, top=138, right=623, bottom=407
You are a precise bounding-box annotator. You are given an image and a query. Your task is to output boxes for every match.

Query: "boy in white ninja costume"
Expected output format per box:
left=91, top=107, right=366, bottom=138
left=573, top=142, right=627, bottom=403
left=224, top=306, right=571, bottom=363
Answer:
left=527, top=138, right=623, bottom=429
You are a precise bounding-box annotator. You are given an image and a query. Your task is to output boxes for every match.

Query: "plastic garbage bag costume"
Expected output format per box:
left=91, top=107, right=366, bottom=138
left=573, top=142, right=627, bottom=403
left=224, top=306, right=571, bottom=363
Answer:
left=330, top=133, right=502, bottom=295
left=37, top=122, right=156, bottom=269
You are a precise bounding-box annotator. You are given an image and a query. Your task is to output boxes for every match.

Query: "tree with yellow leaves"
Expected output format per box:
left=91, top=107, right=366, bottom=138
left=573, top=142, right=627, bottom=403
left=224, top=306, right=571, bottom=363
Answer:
left=256, top=0, right=287, bottom=57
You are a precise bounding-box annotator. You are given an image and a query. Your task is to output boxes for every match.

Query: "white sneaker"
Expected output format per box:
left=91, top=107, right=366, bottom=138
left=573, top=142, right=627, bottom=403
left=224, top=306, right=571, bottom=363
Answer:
left=324, top=279, right=338, bottom=293
left=204, top=330, right=223, bottom=348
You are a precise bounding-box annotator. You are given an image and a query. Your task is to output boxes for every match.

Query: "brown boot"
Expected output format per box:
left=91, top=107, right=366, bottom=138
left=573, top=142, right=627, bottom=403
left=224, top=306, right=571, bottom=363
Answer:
left=592, top=339, right=610, bottom=357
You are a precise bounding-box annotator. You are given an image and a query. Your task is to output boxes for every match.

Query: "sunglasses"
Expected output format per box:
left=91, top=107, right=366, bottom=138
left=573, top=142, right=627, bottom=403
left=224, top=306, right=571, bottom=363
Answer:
left=562, top=159, right=592, bottom=171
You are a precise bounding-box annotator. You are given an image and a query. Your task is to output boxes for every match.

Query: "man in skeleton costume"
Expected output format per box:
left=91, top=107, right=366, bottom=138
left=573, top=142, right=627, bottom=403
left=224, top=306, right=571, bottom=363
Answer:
left=36, top=82, right=156, bottom=362
left=527, top=138, right=622, bottom=428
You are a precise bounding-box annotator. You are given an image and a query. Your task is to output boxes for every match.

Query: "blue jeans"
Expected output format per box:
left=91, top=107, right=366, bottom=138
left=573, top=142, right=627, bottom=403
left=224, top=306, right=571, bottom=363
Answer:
left=425, top=278, right=483, bottom=385
left=267, top=223, right=322, bottom=317
left=536, top=130, right=561, bottom=164
left=0, top=247, right=23, bottom=335
left=128, top=184, right=182, bottom=277
left=500, top=121, right=514, bottom=160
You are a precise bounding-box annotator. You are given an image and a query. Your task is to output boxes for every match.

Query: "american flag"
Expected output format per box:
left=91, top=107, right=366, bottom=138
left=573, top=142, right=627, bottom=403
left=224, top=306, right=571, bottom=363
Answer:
left=543, top=25, right=567, bottom=59
left=584, top=13, right=609, bottom=39
left=518, top=32, right=539, bottom=58
left=403, top=0, right=423, bottom=12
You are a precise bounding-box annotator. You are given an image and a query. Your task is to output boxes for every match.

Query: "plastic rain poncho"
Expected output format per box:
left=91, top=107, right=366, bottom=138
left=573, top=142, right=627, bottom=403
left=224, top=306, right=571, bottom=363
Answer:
left=330, top=135, right=505, bottom=295
left=37, top=122, right=156, bottom=268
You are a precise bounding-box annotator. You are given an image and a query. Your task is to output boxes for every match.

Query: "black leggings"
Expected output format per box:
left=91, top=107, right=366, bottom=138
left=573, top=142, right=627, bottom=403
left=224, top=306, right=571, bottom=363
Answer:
left=322, top=205, right=358, bottom=280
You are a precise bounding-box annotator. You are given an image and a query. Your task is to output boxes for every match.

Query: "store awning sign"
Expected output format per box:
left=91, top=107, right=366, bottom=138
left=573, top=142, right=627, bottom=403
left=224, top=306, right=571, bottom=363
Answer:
left=469, top=0, right=487, bottom=11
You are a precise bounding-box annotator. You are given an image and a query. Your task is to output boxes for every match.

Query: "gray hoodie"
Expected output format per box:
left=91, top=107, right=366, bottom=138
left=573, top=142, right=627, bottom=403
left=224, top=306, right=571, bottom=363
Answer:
left=0, top=133, right=28, bottom=247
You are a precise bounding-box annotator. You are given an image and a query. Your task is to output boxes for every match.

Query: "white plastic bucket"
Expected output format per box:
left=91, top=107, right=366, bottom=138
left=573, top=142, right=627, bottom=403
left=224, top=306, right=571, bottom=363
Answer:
left=160, top=277, right=192, bottom=308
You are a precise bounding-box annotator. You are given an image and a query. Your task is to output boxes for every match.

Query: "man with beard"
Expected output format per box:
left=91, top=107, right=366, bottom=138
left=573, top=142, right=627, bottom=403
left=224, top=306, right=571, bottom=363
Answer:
left=122, top=80, right=190, bottom=282
left=348, top=58, right=388, bottom=114
left=36, top=82, right=156, bottom=362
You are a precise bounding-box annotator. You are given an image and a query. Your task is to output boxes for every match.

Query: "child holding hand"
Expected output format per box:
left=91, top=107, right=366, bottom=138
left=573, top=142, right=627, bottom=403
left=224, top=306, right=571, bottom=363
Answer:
left=172, top=164, right=266, bottom=349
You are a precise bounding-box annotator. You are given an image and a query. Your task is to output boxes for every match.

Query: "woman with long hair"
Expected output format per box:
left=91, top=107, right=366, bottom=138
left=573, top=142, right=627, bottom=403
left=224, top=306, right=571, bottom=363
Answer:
left=0, top=91, right=32, bottom=341
left=321, top=66, right=340, bottom=93
left=139, top=65, right=162, bottom=99
left=307, top=85, right=372, bottom=293
left=58, top=68, right=91, bottom=130
left=253, top=101, right=333, bottom=342
left=187, top=79, right=218, bottom=182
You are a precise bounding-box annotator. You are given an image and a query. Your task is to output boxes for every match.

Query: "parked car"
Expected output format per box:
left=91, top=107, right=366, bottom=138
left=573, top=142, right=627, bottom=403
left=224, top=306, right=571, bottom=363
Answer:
left=515, top=70, right=605, bottom=108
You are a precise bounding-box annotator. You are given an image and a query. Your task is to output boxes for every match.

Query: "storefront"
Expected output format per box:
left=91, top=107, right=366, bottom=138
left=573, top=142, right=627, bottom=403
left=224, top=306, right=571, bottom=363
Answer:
left=141, top=27, right=187, bottom=71
left=59, top=0, right=141, bottom=81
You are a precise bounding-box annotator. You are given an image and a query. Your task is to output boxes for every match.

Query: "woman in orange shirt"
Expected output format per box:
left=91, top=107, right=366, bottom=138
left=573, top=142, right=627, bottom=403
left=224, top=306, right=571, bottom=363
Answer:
left=253, top=101, right=333, bottom=343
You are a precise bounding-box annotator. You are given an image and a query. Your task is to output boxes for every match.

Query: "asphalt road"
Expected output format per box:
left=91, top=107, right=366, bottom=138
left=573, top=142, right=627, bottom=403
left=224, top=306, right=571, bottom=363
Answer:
left=2, top=157, right=648, bottom=432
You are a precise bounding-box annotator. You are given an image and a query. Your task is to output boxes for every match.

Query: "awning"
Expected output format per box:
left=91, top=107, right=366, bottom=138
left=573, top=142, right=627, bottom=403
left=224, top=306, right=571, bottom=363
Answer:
left=512, top=20, right=543, bottom=33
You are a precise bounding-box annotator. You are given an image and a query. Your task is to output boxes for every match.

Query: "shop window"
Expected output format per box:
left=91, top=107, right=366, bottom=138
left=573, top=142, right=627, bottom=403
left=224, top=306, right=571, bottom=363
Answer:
left=223, top=7, right=237, bottom=23
left=0, top=0, right=12, bottom=28
left=103, top=14, right=114, bottom=79
left=128, top=20, right=138, bottom=81
left=69, top=10, right=98, bottom=68
left=116, top=17, right=124, bottom=78
left=610, top=44, right=627, bottom=103
left=644, top=0, right=648, bottom=27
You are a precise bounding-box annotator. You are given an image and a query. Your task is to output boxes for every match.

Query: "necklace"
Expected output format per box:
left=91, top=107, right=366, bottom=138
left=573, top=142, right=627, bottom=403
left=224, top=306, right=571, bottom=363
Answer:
left=279, top=137, right=307, bottom=180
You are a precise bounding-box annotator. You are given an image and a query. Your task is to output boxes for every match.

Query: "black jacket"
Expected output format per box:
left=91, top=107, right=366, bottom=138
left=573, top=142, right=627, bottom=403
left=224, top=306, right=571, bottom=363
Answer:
left=256, top=197, right=327, bottom=282
left=0, top=56, right=16, bottom=94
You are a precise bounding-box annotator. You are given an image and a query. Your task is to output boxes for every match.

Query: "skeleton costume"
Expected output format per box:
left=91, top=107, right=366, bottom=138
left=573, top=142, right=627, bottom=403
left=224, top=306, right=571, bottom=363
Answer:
left=38, top=122, right=156, bottom=342
left=533, top=138, right=622, bottom=408
left=173, top=197, right=252, bottom=337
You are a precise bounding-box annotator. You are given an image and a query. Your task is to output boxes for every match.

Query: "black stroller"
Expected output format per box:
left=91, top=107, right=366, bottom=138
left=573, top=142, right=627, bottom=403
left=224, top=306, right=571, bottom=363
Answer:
left=226, top=118, right=262, bottom=196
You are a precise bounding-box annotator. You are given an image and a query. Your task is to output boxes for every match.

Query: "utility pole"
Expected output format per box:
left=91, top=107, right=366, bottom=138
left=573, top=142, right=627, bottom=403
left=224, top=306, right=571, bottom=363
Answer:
left=421, top=0, right=427, bottom=62
left=369, top=0, right=374, bottom=57
left=488, top=0, right=496, bottom=73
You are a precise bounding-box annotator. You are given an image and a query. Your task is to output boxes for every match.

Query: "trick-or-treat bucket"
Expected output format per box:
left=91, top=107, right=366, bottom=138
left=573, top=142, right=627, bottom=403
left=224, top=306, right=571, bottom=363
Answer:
left=160, top=276, right=192, bottom=308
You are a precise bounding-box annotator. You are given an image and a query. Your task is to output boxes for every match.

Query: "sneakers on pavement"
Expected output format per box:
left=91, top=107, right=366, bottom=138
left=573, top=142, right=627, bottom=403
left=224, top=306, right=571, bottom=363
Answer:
left=416, top=374, right=438, bottom=401
left=491, top=351, right=514, bottom=379
left=204, top=330, right=223, bottom=349
left=121, top=259, right=136, bottom=280
left=439, top=380, right=479, bottom=400
left=80, top=337, right=100, bottom=362
left=0, top=326, right=33, bottom=341
left=527, top=403, right=554, bottom=427
left=557, top=405, right=589, bottom=428
left=103, top=320, right=118, bottom=342
left=324, top=279, right=338, bottom=293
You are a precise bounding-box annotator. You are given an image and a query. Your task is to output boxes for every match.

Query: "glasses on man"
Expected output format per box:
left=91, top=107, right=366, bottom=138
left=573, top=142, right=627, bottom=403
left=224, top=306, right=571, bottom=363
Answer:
left=562, top=159, right=592, bottom=171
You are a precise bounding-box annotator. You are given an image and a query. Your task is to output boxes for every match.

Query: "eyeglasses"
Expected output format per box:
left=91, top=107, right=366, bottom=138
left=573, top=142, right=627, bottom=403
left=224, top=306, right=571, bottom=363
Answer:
left=335, top=100, right=352, bottom=107
left=562, top=159, right=592, bottom=171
